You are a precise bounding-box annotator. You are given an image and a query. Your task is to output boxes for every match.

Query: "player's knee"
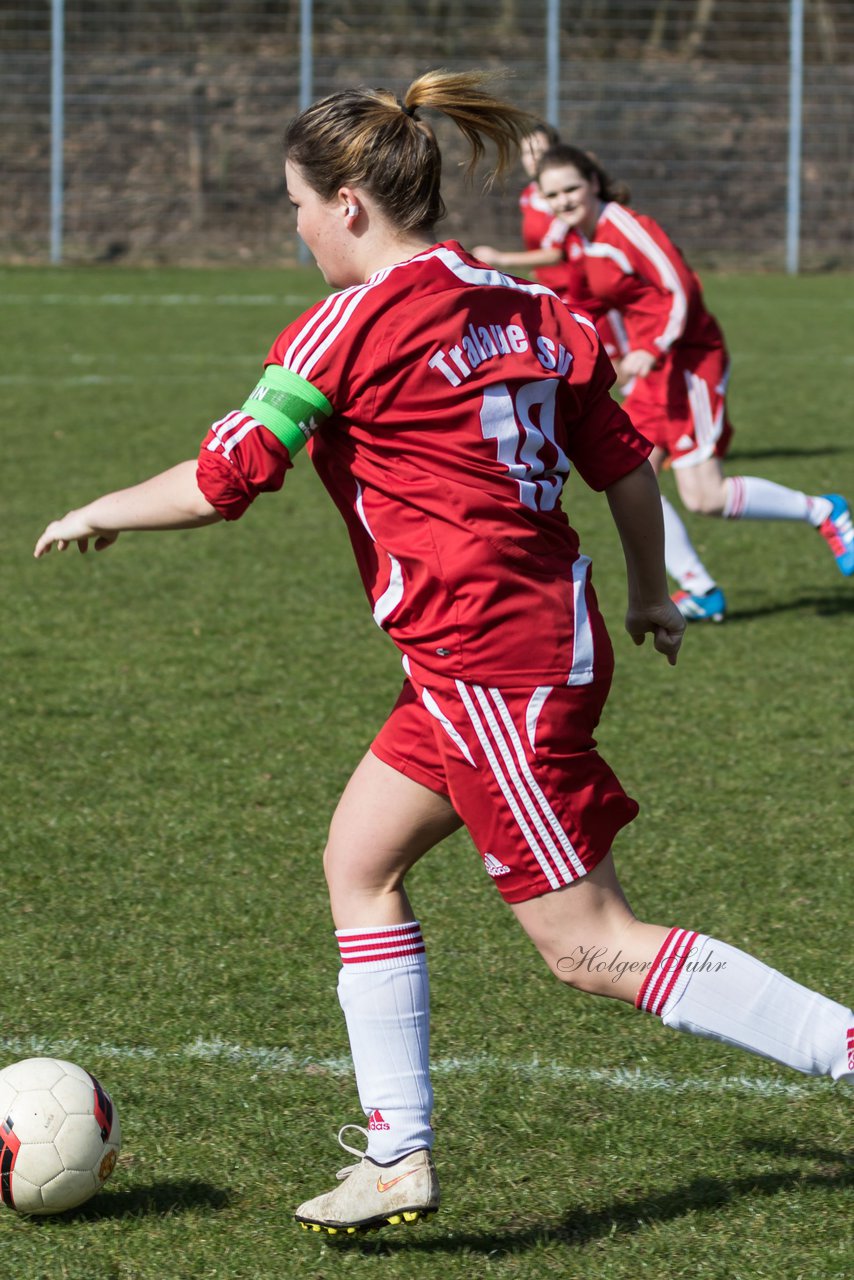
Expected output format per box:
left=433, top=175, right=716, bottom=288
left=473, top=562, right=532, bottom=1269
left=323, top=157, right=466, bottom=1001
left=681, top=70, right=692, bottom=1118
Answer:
left=537, top=945, right=615, bottom=996
left=323, top=840, right=361, bottom=894
left=539, top=929, right=649, bottom=998
left=680, top=487, right=724, bottom=516
left=322, top=838, right=405, bottom=899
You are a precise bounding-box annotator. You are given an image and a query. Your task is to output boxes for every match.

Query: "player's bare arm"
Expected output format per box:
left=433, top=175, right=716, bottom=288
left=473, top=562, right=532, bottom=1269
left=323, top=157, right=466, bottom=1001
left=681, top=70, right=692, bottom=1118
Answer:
left=472, top=244, right=563, bottom=269
left=605, top=460, right=685, bottom=664
left=618, top=348, right=658, bottom=380
left=34, top=459, right=221, bottom=558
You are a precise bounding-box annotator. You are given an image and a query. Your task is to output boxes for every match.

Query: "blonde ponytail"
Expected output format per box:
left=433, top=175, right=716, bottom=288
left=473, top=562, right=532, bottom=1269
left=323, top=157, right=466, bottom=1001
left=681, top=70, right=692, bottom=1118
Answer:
left=285, top=69, right=536, bottom=233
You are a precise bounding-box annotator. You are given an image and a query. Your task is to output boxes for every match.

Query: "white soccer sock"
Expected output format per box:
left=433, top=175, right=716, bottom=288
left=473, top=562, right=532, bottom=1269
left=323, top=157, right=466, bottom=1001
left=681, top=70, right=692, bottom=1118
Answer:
left=336, top=922, right=434, bottom=1163
left=660, top=495, right=717, bottom=594
left=723, top=476, right=832, bottom=526
left=637, top=927, right=854, bottom=1081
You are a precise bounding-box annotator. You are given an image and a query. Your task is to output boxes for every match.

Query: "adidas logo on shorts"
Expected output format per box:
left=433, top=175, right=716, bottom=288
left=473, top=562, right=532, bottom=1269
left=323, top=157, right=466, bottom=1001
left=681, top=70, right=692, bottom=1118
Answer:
left=483, top=852, right=511, bottom=878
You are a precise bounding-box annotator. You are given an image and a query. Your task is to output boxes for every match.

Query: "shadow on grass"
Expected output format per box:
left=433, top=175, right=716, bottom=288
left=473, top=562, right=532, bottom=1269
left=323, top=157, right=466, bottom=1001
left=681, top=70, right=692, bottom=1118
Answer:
left=725, top=591, right=854, bottom=622
left=74, top=1179, right=234, bottom=1221
left=741, top=1136, right=854, bottom=1170
left=726, top=445, right=850, bottom=462
left=339, top=1137, right=852, bottom=1258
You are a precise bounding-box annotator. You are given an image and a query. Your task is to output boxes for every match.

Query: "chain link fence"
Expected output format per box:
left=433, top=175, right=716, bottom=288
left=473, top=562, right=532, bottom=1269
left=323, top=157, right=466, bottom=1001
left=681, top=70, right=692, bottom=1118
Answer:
left=2, top=1, right=852, bottom=269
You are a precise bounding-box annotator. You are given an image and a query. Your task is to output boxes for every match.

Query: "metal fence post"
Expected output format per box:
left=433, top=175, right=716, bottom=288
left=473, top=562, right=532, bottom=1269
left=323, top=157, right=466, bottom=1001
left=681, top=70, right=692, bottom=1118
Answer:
left=50, top=0, right=64, bottom=265
left=546, top=0, right=560, bottom=128
left=296, top=0, right=313, bottom=265
left=786, top=0, right=804, bottom=275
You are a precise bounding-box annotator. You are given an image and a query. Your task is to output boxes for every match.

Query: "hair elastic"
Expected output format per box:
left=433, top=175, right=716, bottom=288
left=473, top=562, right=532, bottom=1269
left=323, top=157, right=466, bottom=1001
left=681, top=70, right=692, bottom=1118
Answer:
left=400, top=102, right=418, bottom=119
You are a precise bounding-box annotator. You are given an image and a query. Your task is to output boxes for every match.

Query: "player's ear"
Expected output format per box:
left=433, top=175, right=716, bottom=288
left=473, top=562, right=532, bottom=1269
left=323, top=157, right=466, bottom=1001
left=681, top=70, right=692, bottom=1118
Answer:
left=339, top=188, right=361, bottom=221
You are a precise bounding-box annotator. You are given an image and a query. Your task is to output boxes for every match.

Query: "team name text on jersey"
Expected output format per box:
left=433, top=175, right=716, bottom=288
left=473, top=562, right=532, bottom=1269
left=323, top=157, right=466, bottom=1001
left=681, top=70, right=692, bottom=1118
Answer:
left=428, top=321, right=573, bottom=386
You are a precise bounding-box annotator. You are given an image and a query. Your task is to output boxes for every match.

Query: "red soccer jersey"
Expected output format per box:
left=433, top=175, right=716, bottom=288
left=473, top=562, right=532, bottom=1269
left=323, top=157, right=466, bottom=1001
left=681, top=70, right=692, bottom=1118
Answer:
left=579, top=203, right=726, bottom=359
left=197, top=241, right=651, bottom=688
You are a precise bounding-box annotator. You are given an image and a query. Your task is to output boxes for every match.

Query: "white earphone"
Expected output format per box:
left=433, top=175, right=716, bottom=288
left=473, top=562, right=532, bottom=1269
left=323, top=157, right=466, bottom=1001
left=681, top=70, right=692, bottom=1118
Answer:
left=346, top=203, right=359, bottom=218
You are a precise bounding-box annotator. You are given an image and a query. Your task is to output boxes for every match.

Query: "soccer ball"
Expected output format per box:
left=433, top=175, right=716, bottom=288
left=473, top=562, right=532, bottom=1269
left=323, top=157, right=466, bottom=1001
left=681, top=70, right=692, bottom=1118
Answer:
left=0, top=1057, right=121, bottom=1215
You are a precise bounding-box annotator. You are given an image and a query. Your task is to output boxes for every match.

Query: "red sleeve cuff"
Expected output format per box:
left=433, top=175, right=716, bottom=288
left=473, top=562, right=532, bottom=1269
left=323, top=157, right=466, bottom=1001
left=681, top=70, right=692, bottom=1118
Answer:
left=196, top=422, right=293, bottom=520
left=196, top=451, right=254, bottom=520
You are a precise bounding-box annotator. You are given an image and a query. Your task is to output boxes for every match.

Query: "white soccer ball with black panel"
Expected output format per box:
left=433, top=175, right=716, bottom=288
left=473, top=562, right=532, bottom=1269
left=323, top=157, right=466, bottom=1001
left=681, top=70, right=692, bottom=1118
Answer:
left=0, top=1056, right=121, bottom=1215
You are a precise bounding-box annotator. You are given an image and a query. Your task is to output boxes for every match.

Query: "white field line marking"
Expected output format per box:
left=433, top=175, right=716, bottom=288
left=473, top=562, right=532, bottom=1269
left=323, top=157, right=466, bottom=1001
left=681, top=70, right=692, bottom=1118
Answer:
left=0, top=1036, right=813, bottom=1097
left=0, top=374, right=249, bottom=386
left=2, top=293, right=314, bottom=307
left=0, top=351, right=261, bottom=385
left=63, top=352, right=260, bottom=364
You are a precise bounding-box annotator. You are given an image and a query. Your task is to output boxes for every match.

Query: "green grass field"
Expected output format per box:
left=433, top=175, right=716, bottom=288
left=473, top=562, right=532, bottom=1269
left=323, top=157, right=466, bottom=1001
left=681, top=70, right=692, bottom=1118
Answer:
left=1, top=265, right=852, bottom=1279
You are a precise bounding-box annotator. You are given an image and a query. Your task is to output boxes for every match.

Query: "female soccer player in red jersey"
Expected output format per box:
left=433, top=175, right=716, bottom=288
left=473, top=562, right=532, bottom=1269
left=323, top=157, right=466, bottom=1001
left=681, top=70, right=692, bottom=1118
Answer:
left=474, top=123, right=629, bottom=366
left=35, top=73, right=854, bottom=1235
left=537, top=143, right=854, bottom=620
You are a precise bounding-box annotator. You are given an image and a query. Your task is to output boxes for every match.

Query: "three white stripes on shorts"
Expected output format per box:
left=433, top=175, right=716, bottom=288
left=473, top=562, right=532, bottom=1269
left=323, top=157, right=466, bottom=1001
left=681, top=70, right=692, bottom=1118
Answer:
left=455, top=682, right=587, bottom=890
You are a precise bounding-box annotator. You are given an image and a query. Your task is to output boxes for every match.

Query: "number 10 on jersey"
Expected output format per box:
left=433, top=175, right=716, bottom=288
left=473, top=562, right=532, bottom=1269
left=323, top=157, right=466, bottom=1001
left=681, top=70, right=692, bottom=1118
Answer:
left=480, top=380, right=569, bottom=512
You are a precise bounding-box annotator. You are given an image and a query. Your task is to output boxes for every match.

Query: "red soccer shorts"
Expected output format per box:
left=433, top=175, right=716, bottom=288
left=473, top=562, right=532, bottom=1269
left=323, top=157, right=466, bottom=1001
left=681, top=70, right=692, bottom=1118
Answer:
left=370, top=668, right=638, bottom=904
left=622, top=343, right=734, bottom=469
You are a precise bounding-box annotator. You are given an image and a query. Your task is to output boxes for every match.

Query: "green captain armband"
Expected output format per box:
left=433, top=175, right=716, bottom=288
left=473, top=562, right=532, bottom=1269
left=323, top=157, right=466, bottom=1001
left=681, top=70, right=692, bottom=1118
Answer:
left=241, top=365, right=333, bottom=458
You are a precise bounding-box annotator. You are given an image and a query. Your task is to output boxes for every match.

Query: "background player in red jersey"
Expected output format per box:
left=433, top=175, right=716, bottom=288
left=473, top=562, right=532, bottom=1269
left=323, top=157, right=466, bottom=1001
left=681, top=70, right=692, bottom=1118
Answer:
left=35, top=72, right=854, bottom=1236
left=537, top=143, right=854, bottom=621
left=473, top=123, right=629, bottom=368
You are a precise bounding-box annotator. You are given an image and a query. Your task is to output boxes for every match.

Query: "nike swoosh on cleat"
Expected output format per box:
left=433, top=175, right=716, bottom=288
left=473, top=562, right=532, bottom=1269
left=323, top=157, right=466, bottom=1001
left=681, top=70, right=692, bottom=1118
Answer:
left=376, top=1167, right=419, bottom=1194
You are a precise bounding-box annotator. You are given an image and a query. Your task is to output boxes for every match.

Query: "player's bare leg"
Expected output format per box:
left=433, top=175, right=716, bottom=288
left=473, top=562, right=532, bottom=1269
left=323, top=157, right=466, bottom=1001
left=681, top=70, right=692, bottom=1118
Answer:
left=509, top=852, right=671, bottom=1001
left=510, top=852, right=854, bottom=1082
left=672, top=454, right=728, bottom=515
left=324, top=750, right=462, bottom=930
left=297, top=755, right=461, bottom=1235
left=674, top=455, right=853, bottom=574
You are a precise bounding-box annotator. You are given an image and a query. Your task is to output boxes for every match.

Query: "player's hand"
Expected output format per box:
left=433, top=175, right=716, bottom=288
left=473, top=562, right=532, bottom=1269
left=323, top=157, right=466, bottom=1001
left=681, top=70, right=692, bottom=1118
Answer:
left=618, top=349, right=657, bottom=381
left=473, top=245, right=501, bottom=267
left=625, top=599, right=685, bottom=666
left=34, top=511, right=119, bottom=559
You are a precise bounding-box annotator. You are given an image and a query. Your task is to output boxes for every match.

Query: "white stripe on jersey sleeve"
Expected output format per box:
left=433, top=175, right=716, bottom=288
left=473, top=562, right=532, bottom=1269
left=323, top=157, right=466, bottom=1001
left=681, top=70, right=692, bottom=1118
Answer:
left=206, top=410, right=265, bottom=457
left=568, top=311, right=598, bottom=335
left=600, top=205, right=688, bottom=352
left=285, top=266, right=397, bottom=380
left=582, top=239, right=635, bottom=276
left=221, top=417, right=264, bottom=458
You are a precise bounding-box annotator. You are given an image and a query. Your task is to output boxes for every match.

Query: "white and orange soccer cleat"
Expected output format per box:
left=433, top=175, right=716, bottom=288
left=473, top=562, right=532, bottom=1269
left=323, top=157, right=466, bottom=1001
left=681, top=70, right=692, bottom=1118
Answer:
left=295, top=1125, right=439, bottom=1236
